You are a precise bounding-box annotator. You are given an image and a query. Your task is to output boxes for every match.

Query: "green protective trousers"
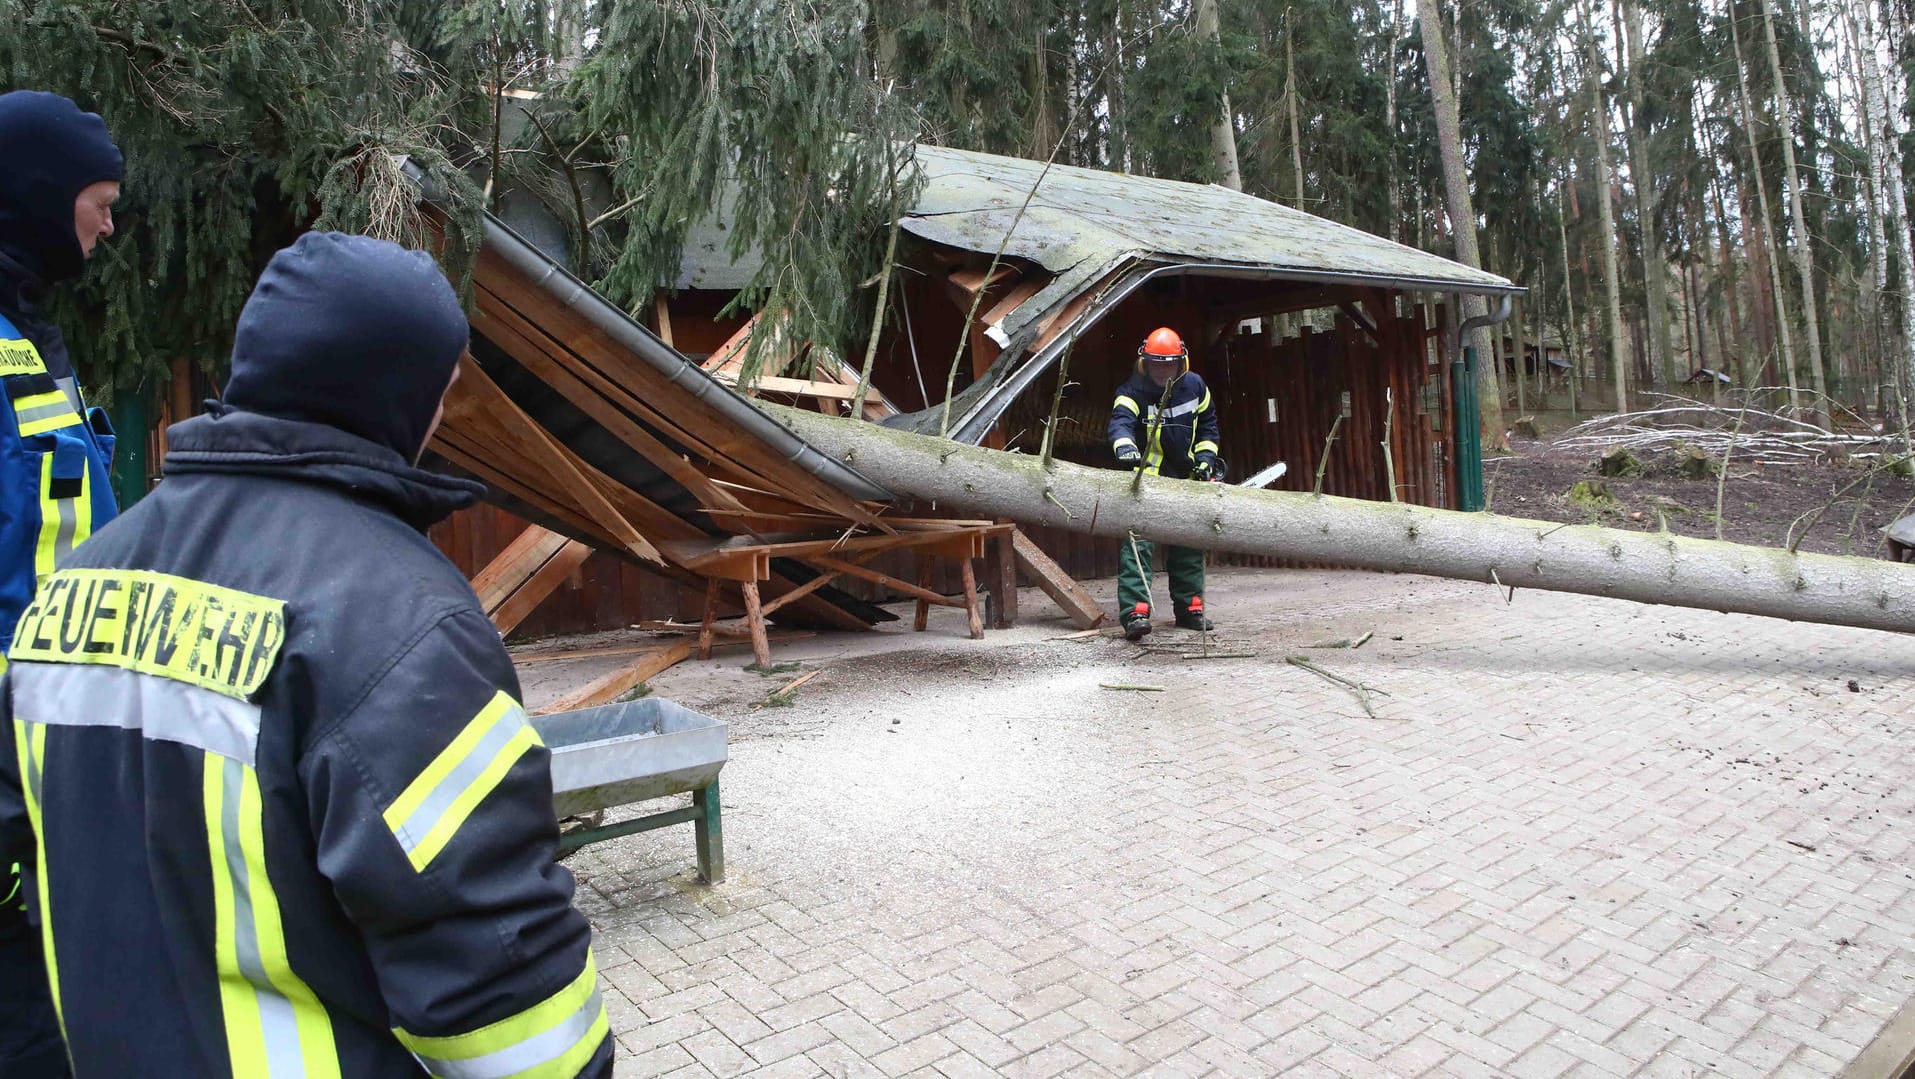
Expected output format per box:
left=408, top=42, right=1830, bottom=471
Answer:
left=1117, top=530, right=1205, bottom=617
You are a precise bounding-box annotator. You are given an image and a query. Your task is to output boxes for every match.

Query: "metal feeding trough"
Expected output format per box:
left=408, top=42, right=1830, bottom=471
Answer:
left=530, top=697, right=728, bottom=883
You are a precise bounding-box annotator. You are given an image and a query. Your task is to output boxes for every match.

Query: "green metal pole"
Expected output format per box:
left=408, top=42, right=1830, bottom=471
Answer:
left=108, top=387, right=151, bottom=510
left=1452, top=346, right=1485, bottom=511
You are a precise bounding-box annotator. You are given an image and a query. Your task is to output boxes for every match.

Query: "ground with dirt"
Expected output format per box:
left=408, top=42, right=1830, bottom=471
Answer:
left=1485, top=417, right=1915, bottom=559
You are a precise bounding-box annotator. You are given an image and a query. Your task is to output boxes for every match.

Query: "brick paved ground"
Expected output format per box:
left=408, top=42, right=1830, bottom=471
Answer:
left=529, top=567, right=1915, bottom=1077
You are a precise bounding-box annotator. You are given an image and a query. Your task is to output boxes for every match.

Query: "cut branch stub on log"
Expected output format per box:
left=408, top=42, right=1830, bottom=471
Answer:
left=768, top=405, right=1915, bottom=636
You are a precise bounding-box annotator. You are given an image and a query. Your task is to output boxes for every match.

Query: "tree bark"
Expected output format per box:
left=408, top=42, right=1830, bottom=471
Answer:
left=1194, top=0, right=1244, bottom=190
left=1615, top=0, right=1675, bottom=388
left=770, top=405, right=1915, bottom=635
left=1418, top=0, right=1508, bottom=445
left=1580, top=0, right=1631, bottom=414
left=1730, top=1, right=1800, bottom=412
left=1852, top=4, right=1915, bottom=437
left=1757, top=0, right=1829, bottom=426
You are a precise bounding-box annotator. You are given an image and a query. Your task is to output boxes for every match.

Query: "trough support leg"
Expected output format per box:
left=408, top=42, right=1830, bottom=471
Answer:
left=694, top=779, right=725, bottom=884
left=740, top=581, right=771, bottom=668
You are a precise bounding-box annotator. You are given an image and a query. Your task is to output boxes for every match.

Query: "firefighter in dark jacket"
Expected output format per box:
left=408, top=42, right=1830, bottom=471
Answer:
left=0, top=232, right=611, bottom=1078
left=0, top=91, right=123, bottom=1079
left=1109, top=327, right=1222, bottom=642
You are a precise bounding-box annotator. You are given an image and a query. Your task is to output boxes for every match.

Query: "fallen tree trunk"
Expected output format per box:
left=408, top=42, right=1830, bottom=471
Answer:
left=770, top=406, right=1915, bottom=635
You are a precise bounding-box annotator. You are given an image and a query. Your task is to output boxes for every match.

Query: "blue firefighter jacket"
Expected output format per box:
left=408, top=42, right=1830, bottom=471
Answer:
left=1107, top=368, right=1221, bottom=480
left=0, top=260, right=118, bottom=656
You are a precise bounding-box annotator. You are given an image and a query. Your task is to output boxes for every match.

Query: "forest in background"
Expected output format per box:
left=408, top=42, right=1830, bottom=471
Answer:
left=3, top=0, right=1909, bottom=441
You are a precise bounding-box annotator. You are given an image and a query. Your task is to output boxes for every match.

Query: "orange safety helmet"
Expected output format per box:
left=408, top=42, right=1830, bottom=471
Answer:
left=1136, top=326, right=1189, bottom=376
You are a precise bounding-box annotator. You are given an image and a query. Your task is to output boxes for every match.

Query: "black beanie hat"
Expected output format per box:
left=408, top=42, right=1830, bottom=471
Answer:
left=224, top=232, right=469, bottom=460
left=0, top=91, right=122, bottom=283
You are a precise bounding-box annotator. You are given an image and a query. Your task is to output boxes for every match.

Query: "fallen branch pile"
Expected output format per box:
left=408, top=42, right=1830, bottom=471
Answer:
left=1553, top=395, right=1903, bottom=465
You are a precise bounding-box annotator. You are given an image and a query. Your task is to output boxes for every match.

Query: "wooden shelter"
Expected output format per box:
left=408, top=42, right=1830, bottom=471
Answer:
left=647, top=145, right=1522, bottom=580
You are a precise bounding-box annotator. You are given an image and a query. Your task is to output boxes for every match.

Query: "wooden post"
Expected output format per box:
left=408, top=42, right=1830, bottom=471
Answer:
left=697, top=577, right=720, bottom=660
left=987, top=522, right=1018, bottom=628
left=739, top=580, right=771, bottom=668
left=693, top=779, right=724, bottom=884
left=912, top=554, right=932, bottom=632
left=959, top=558, right=984, bottom=639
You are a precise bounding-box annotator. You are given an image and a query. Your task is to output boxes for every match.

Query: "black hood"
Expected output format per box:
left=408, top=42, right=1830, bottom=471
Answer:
left=0, top=91, right=121, bottom=284
left=224, top=232, right=470, bottom=461
left=163, top=407, right=483, bottom=531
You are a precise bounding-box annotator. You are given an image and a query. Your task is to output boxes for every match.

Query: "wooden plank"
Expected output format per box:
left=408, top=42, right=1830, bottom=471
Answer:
left=988, top=524, right=1018, bottom=628
left=476, top=248, right=890, bottom=530
left=491, top=539, right=593, bottom=636
left=470, top=525, right=567, bottom=612
left=535, top=640, right=696, bottom=715
left=757, top=567, right=845, bottom=617
left=948, top=264, right=1018, bottom=297
left=718, top=373, right=886, bottom=404
left=657, top=524, right=1009, bottom=571
left=452, top=356, right=664, bottom=563
left=654, top=296, right=675, bottom=348
left=473, top=289, right=750, bottom=515
left=983, top=276, right=1049, bottom=326
left=1010, top=528, right=1107, bottom=629
left=809, top=555, right=960, bottom=608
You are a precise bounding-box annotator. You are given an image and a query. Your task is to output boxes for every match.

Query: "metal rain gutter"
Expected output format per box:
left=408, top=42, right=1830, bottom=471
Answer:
left=952, top=260, right=1524, bottom=445
left=474, top=213, right=896, bottom=504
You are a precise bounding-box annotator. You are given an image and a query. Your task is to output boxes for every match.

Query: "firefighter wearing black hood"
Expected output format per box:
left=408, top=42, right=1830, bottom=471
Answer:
left=0, top=232, right=612, bottom=1078
left=0, top=90, right=123, bottom=1079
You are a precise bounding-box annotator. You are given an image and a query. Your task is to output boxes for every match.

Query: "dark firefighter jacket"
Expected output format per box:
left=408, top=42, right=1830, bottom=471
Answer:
left=1107, top=369, right=1221, bottom=480
left=0, top=407, right=612, bottom=1079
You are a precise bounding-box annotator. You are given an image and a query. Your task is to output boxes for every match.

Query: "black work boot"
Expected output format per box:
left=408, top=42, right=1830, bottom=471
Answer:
left=1121, top=602, right=1153, bottom=641
left=1174, top=597, right=1214, bottom=631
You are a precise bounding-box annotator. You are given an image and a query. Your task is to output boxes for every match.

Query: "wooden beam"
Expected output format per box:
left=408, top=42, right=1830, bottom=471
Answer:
left=1011, top=528, right=1107, bottom=629
left=491, top=539, right=594, bottom=636
left=474, top=284, right=750, bottom=515
left=808, top=554, right=961, bottom=608
left=719, top=374, right=888, bottom=404
left=534, top=640, right=697, bottom=715
left=653, top=296, right=675, bottom=349
left=471, top=526, right=568, bottom=613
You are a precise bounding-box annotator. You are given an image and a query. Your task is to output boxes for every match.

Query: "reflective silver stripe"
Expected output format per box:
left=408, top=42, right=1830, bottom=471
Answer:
left=52, top=488, right=76, bottom=560
left=20, top=720, right=43, bottom=809
left=216, top=756, right=306, bottom=1079
left=14, top=399, right=77, bottom=430
left=1165, top=397, right=1202, bottom=418
left=52, top=376, right=83, bottom=415
left=12, top=663, right=262, bottom=765
left=412, top=988, right=606, bottom=1079
left=390, top=702, right=528, bottom=860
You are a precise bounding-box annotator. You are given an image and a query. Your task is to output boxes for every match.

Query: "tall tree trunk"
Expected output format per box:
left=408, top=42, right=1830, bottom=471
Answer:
left=1385, top=0, right=1405, bottom=243
left=1615, top=0, right=1676, bottom=388
left=1194, top=0, right=1244, bottom=189
left=1730, top=0, right=1800, bottom=412
left=1105, top=2, right=1129, bottom=171
left=1559, top=185, right=1584, bottom=418
left=1757, top=0, right=1830, bottom=426
left=1419, top=0, right=1508, bottom=445
left=1285, top=16, right=1305, bottom=206
left=1852, top=2, right=1915, bottom=443
left=771, top=405, right=1915, bottom=636
left=1580, top=0, right=1631, bottom=413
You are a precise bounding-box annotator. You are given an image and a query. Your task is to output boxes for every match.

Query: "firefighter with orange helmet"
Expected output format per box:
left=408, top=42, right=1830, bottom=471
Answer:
left=1108, top=327, right=1222, bottom=641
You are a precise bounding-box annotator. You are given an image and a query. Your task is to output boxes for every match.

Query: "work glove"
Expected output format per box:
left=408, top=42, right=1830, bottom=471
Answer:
left=1193, top=454, right=1217, bottom=482
left=1114, top=443, right=1142, bottom=467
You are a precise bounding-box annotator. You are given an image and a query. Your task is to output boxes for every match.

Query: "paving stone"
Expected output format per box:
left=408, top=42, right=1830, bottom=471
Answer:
left=547, top=569, right=1915, bottom=1077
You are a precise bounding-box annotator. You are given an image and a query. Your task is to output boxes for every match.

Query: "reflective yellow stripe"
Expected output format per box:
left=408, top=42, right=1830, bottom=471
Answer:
left=383, top=692, right=541, bottom=873
left=1113, top=395, right=1140, bottom=415
left=15, top=391, right=81, bottom=438
left=1192, top=440, right=1220, bottom=457
left=205, top=753, right=341, bottom=1079
left=397, top=952, right=607, bottom=1079
left=32, top=454, right=89, bottom=583
left=1198, top=389, right=1212, bottom=413
left=13, top=719, right=63, bottom=1035
left=1144, top=425, right=1164, bottom=476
